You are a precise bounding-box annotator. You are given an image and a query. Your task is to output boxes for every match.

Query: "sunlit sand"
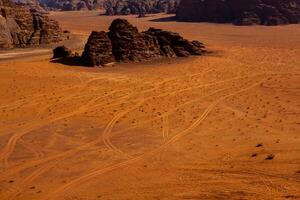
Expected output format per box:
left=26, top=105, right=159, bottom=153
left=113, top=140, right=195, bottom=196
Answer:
left=0, top=11, right=299, bottom=200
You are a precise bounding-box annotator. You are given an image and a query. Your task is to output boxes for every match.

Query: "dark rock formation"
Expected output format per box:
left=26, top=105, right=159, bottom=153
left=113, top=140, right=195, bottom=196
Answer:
left=176, top=0, right=300, bottom=25
left=0, top=0, right=65, bottom=49
left=146, top=27, right=204, bottom=57
left=13, top=0, right=46, bottom=12
left=40, top=0, right=104, bottom=11
left=104, top=0, right=179, bottom=16
left=108, top=18, right=162, bottom=62
left=81, top=31, right=114, bottom=66
left=80, top=18, right=204, bottom=66
left=52, top=45, right=72, bottom=58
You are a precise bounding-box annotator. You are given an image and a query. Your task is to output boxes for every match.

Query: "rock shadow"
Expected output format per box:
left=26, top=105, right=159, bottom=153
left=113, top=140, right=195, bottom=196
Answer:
left=149, top=16, right=176, bottom=22
left=50, top=57, right=87, bottom=67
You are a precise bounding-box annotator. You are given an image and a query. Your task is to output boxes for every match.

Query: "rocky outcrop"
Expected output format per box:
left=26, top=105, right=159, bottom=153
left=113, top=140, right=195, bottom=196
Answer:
left=81, top=31, right=114, bottom=66
left=104, top=0, right=179, bottom=16
left=79, top=18, right=204, bottom=66
left=176, top=0, right=300, bottom=25
left=0, top=0, right=64, bottom=49
left=13, top=0, right=46, bottom=12
left=40, top=0, right=104, bottom=11
left=107, top=18, right=162, bottom=62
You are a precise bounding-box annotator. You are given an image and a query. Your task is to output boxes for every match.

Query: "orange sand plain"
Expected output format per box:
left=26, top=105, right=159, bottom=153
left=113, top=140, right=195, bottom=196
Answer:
left=0, top=11, right=300, bottom=200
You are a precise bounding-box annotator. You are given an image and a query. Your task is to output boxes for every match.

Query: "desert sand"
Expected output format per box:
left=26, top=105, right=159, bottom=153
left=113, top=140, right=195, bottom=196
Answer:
left=0, top=11, right=300, bottom=200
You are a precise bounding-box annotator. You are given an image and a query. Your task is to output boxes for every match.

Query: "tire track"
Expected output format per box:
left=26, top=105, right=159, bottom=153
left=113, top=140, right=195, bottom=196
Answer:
left=1, top=81, right=257, bottom=200
left=45, top=79, right=266, bottom=200
left=0, top=85, right=234, bottom=200
left=19, top=139, right=44, bottom=160
left=0, top=77, right=247, bottom=179
left=102, top=98, right=145, bottom=157
left=162, top=115, right=169, bottom=141
left=1, top=74, right=268, bottom=200
left=0, top=76, right=105, bottom=111
left=0, top=94, right=109, bottom=169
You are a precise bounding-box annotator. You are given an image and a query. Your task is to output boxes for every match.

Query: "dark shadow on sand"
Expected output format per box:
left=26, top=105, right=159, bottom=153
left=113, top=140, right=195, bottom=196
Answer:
left=149, top=16, right=176, bottom=22
left=50, top=57, right=89, bottom=67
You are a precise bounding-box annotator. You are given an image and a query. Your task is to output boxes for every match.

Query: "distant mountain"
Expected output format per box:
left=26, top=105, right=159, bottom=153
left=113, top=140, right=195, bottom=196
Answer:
left=13, top=0, right=45, bottom=12
left=176, top=0, right=300, bottom=25
left=39, top=0, right=104, bottom=11
left=103, top=0, right=180, bottom=16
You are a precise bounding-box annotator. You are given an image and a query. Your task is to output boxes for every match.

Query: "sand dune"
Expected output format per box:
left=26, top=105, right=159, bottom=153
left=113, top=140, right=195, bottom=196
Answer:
left=0, top=11, right=299, bottom=200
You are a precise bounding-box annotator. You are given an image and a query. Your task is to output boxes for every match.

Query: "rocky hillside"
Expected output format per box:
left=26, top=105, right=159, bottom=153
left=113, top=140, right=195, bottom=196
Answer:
left=0, top=0, right=64, bottom=49
left=104, top=0, right=180, bottom=16
left=176, top=0, right=300, bottom=25
left=39, top=0, right=104, bottom=11
left=13, top=0, right=45, bottom=12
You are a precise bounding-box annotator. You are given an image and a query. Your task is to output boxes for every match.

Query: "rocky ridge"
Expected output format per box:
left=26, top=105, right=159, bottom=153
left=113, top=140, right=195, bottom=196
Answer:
left=104, top=0, right=180, bottom=16
left=176, top=0, right=300, bottom=25
left=39, top=0, right=104, bottom=11
left=13, top=0, right=45, bottom=12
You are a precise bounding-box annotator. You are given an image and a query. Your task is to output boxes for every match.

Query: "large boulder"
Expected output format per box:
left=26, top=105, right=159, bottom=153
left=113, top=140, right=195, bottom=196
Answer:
left=80, top=18, right=205, bottom=66
left=176, top=0, right=300, bottom=25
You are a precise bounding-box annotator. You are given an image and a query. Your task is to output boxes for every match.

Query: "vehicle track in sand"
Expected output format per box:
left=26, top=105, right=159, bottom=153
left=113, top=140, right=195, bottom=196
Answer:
left=2, top=72, right=289, bottom=199
left=19, top=139, right=45, bottom=160
left=0, top=75, right=104, bottom=111
left=0, top=91, right=123, bottom=169
left=45, top=78, right=266, bottom=200
left=0, top=84, right=232, bottom=183
left=1, top=72, right=247, bottom=198
left=0, top=73, right=152, bottom=169
left=0, top=71, right=269, bottom=175
left=162, top=115, right=169, bottom=141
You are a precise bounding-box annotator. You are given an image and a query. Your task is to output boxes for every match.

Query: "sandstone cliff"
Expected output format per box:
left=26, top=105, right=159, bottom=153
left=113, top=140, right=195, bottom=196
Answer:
left=104, top=0, right=180, bottom=16
left=176, top=0, right=300, bottom=25
left=0, top=0, right=64, bottom=49
left=40, top=0, right=104, bottom=11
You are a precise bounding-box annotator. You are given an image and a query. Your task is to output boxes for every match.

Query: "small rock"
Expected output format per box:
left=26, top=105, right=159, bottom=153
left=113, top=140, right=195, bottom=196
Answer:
left=251, top=153, right=258, bottom=157
left=256, top=143, right=263, bottom=147
left=265, top=154, right=275, bottom=160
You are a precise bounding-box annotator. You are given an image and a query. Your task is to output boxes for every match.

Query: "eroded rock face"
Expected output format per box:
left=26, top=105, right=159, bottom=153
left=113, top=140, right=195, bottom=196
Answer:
left=81, top=31, right=115, bottom=66
left=104, top=0, right=180, bottom=16
left=0, top=0, right=64, bottom=49
left=176, top=0, right=300, bottom=25
left=80, top=18, right=204, bottom=66
left=40, top=0, right=104, bottom=11
left=108, top=18, right=162, bottom=62
left=146, top=28, right=204, bottom=57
